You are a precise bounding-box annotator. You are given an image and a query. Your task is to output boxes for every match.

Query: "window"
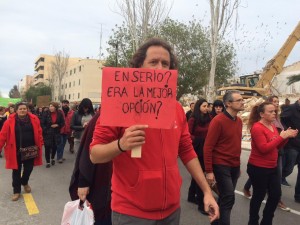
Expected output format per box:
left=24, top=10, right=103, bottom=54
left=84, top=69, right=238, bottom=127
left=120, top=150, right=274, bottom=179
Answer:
left=74, top=68, right=76, bottom=74
left=69, top=94, right=71, bottom=99
left=78, top=93, right=80, bottom=99
left=65, top=84, right=67, bottom=88
left=73, top=81, right=75, bottom=86
left=65, top=95, right=66, bottom=100
left=61, top=85, right=64, bottom=89
left=70, top=70, right=72, bottom=75
left=69, top=82, right=71, bottom=88
left=79, top=66, right=81, bottom=72
left=78, top=79, right=80, bottom=85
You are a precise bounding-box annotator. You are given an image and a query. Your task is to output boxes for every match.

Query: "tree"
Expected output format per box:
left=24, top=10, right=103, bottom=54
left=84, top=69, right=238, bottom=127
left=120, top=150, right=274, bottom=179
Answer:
left=9, top=85, right=21, bottom=98
left=116, top=0, right=172, bottom=52
left=287, top=73, right=300, bottom=85
left=50, top=51, right=69, bottom=101
left=24, top=84, right=51, bottom=105
left=207, top=0, right=240, bottom=102
left=105, top=19, right=237, bottom=100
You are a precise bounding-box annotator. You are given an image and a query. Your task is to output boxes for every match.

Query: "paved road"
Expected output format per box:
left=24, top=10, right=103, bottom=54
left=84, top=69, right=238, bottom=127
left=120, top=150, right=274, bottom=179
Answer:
left=0, top=147, right=299, bottom=225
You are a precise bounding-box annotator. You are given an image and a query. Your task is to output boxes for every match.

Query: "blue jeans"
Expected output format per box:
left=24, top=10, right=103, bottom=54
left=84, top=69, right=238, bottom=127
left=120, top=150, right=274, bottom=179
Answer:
left=282, top=147, right=299, bottom=178
left=295, top=163, right=300, bottom=201
left=112, top=208, right=180, bottom=225
left=56, top=134, right=68, bottom=160
left=211, top=165, right=240, bottom=225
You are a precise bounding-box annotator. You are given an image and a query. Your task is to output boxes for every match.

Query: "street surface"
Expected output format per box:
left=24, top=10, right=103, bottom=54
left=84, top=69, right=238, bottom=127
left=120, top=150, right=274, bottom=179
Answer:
left=0, top=146, right=299, bottom=225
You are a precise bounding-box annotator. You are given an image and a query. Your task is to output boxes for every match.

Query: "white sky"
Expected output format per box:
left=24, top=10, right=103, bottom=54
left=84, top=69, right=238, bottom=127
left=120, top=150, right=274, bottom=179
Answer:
left=0, top=0, right=299, bottom=98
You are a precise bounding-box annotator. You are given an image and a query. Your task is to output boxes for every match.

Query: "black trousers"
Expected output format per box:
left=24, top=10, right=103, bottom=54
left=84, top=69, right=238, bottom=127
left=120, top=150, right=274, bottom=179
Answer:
left=211, top=165, right=240, bottom=225
left=188, top=155, right=205, bottom=210
left=45, top=144, right=57, bottom=163
left=247, top=164, right=281, bottom=225
left=12, top=155, right=34, bottom=194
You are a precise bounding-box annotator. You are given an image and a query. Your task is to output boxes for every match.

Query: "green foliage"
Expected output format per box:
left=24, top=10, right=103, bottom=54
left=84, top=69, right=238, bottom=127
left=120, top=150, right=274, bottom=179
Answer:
left=9, top=85, right=21, bottom=98
left=287, top=74, right=300, bottom=85
left=24, top=85, right=52, bottom=105
left=105, top=18, right=237, bottom=99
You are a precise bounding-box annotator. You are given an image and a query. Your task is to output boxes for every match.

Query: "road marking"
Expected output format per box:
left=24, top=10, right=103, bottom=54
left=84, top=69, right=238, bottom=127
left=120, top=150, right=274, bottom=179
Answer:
left=235, top=190, right=300, bottom=216
left=23, top=193, right=39, bottom=215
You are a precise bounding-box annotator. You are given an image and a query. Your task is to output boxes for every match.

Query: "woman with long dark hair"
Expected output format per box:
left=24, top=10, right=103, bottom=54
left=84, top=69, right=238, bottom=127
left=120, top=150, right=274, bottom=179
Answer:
left=71, top=98, right=94, bottom=154
left=246, top=102, right=297, bottom=225
left=187, top=98, right=211, bottom=214
left=0, top=102, right=43, bottom=201
left=41, top=102, right=65, bottom=168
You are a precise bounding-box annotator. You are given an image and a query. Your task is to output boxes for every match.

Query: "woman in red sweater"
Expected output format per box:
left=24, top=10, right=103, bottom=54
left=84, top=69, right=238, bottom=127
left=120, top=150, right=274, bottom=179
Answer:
left=187, top=98, right=211, bottom=214
left=247, top=102, right=298, bottom=225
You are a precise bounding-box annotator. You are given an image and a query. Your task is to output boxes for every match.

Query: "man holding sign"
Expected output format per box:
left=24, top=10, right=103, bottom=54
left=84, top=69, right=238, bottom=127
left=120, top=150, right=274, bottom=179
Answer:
left=90, top=38, right=219, bottom=224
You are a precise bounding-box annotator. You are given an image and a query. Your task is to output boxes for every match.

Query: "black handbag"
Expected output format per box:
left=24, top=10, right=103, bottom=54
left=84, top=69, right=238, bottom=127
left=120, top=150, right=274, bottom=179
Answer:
left=20, top=145, right=38, bottom=161
left=18, top=123, right=38, bottom=161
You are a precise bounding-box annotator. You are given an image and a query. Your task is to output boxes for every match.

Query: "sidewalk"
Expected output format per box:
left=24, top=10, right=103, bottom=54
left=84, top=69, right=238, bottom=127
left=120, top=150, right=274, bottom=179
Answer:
left=241, top=140, right=251, bottom=151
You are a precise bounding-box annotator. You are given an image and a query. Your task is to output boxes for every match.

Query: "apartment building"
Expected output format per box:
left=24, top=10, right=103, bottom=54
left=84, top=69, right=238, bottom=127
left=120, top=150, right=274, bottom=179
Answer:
left=19, top=75, right=34, bottom=96
left=52, top=58, right=103, bottom=103
left=34, top=54, right=80, bottom=86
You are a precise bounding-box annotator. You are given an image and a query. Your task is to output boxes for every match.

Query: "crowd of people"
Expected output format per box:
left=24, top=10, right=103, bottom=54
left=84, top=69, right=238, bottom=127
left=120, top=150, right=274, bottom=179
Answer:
left=0, top=38, right=300, bottom=225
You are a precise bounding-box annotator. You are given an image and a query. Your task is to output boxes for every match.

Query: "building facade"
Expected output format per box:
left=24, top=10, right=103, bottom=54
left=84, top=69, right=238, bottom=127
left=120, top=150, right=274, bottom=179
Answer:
left=51, top=58, right=103, bottom=104
left=19, top=75, right=34, bottom=97
left=272, top=61, right=300, bottom=95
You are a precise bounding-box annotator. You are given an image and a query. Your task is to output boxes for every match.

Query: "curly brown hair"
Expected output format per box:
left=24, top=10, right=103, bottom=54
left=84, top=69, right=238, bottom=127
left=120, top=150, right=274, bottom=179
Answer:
left=129, top=38, right=178, bottom=69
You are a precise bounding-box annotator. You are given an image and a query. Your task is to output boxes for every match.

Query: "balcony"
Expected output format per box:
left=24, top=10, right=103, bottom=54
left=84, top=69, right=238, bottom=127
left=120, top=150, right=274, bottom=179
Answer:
left=35, top=61, right=45, bottom=71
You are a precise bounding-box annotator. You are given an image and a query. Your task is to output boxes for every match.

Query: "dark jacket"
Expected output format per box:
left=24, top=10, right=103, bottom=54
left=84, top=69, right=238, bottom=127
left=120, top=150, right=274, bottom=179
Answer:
left=69, top=111, right=112, bottom=221
left=70, top=111, right=94, bottom=139
left=281, top=100, right=300, bottom=149
left=41, top=110, right=65, bottom=147
left=0, top=115, right=7, bottom=131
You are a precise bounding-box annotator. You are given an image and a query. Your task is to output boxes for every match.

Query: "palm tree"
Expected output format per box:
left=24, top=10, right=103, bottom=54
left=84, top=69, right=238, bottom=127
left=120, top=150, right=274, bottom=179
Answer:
left=287, top=73, right=300, bottom=85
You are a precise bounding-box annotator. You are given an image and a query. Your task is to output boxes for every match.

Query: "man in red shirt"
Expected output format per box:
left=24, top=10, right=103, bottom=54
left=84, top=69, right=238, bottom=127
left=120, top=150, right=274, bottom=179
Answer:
left=90, top=38, right=219, bottom=225
left=204, top=91, right=244, bottom=225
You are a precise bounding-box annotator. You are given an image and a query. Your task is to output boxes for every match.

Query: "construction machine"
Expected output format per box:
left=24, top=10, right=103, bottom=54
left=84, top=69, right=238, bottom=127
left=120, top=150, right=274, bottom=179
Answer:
left=217, top=21, right=300, bottom=99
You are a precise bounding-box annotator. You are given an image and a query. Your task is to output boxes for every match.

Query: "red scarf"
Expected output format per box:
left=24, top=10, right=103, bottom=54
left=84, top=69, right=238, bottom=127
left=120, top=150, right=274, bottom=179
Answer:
left=51, top=111, right=57, bottom=124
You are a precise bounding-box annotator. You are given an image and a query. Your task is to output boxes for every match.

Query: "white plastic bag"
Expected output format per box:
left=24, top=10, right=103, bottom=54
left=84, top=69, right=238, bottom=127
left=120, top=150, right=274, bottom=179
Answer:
left=61, top=199, right=94, bottom=225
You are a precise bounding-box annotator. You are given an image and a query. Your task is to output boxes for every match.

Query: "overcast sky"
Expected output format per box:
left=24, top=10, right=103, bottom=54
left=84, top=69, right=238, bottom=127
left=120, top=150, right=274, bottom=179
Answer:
left=0, top=0, right=299, bottom=98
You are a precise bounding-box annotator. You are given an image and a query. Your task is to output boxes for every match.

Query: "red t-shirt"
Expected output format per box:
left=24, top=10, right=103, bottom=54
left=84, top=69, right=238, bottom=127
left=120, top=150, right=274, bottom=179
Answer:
left=248, top=122, right=287, bottom=168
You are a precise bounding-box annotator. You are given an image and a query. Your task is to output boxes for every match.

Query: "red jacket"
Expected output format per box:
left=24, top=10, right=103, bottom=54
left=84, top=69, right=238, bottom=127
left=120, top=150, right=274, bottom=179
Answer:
left=60, top=109, right=74, bottom=135
left=248, top=122, right=287, bottom=168
left=90, top=102, right=197, bottom=220
left=0, top=113, right=44, bottom=169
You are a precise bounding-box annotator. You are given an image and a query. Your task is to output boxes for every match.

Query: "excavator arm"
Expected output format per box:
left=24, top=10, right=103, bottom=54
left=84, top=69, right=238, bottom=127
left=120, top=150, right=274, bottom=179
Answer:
left=255, top=21, right=300, bottom=89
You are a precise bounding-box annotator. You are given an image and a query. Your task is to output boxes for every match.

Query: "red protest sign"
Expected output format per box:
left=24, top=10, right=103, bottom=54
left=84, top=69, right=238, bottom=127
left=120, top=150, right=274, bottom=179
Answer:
left=100, top=67, right=177, bottom=129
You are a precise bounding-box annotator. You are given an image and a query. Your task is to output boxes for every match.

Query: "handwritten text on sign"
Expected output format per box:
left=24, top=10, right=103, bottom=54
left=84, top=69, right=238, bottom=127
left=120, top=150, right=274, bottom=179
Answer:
left=100, top=67, right=177, bottom=129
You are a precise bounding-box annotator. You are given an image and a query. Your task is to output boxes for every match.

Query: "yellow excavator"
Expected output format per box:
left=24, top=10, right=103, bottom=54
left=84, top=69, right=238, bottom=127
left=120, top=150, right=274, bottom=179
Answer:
left=217, top=21, right=300, bottom=99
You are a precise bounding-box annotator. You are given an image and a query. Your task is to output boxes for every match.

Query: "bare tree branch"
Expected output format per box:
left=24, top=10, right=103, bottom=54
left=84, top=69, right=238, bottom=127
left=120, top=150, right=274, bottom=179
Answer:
left=50, top=51, right=69, bottom=101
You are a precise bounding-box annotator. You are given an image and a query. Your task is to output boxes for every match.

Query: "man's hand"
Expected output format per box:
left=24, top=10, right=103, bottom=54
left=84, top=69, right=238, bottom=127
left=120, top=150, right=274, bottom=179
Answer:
left=205, top=172, right=216, bottom=187
left=204, top=193, right=220, bottom=222
left=119, top=125, right=148, bottom=151
left=51, top=124, right=58, bottom=128
left=77, top=187, right=89, bottom=201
